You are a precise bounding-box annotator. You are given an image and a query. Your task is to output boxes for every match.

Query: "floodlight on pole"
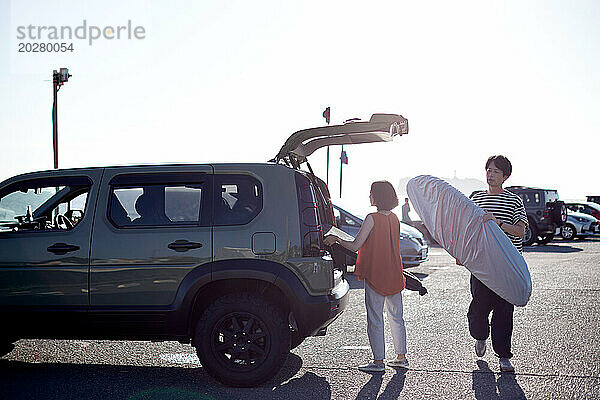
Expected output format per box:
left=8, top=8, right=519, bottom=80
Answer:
left=52, top=68, right=71, bottom=169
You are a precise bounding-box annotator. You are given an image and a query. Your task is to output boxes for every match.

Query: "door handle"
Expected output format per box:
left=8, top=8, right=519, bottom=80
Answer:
left=47, top=243, right=80, bottom=255
left=168, top=240, right=203, bottom=252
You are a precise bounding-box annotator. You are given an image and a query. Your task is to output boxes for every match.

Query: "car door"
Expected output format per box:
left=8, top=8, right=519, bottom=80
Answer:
left=89, top=165, right=213, bottom=310
left=0, top=171, right=101, bottom=308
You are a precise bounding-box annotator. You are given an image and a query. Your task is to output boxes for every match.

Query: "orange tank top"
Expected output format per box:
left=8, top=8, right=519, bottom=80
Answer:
left=355, top=212, right=405, bottom=296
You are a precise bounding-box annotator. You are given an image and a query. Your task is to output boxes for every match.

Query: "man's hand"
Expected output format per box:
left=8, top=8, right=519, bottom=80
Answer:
left=323, top=235, right=338, bottom=246
left=482, top=212, right=499, bottom=224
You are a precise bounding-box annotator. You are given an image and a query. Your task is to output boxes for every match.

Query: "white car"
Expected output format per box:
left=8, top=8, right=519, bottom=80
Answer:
left=556, top=210, right=599, bottom=240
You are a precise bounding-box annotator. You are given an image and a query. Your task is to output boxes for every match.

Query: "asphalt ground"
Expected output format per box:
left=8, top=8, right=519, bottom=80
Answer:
left=1, top=237, right=599, bottom=399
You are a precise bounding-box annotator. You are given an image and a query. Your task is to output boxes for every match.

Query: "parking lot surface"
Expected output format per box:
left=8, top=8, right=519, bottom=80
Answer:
left=1, top=238, right=599, bottom=399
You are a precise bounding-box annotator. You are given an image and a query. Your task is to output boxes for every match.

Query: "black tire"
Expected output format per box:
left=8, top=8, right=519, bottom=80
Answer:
left=560, top=224, right=576, bottom=240
left=194, top=293, right=290, bottom=387
left=523, top=220, right=538, bottom=246
left=537, top=233, right=554, bottom=245
left=549, top=201, right=568, bottom=225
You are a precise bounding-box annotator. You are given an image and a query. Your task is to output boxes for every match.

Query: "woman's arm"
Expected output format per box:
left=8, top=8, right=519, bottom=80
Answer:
left=323, top=214, right=374, bottom=252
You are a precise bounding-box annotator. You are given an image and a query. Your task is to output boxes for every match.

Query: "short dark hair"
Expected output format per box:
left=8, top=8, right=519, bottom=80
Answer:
left=485, top=155, right=512, bottom=178
left=370, top=181, right=399, bottom=211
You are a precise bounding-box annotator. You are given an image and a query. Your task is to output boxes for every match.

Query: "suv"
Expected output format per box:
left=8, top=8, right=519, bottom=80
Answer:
left=505, top=186, right=567, bottom=246
left=0, top=114, right=408, bottom=387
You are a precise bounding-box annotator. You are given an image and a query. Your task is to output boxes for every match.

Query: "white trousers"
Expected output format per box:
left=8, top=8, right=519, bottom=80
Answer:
left=365, top=281, right=407, bottom=360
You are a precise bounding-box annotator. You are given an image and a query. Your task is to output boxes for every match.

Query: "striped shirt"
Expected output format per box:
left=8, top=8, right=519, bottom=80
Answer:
left=470, top=189, right=528, bottom=253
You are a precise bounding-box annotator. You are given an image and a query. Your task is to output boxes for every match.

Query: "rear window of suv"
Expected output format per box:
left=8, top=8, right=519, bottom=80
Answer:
left=108, top=173, right=210, bottom=228
left=110, top=184, right=207, bottom=227
left=213, top=174, right=263, bottom=226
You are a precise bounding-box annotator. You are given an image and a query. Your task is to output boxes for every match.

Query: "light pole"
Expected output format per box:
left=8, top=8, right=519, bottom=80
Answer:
left=322, top=107, right=331, bottom=186
left=52, top=68, right=71, bottom=169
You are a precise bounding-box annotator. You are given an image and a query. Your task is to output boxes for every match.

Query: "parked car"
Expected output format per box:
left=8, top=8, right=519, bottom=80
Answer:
left=566, top=201, right=600, bottom=221
left=556, top=210, right=599, bottom=240
left=0, top=113, right=409, bottom=387
left=332, top=204, right=428, bottom=268
left=586, top=195, right=600, bottom=204
left=505, top=186, right=567, bottom=246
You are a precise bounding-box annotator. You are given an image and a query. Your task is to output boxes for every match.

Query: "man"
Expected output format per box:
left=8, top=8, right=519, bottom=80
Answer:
left=401, top=198, right=411, bottom=224
left=468, top=155, right=527, bottom=372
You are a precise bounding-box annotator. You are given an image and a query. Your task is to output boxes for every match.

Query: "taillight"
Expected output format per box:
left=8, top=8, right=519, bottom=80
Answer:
left=295, top=174, right=325, bottom=257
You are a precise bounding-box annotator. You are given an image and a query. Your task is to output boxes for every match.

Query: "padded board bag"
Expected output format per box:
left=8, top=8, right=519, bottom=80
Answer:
left=406, top=175, right=531, bottom=306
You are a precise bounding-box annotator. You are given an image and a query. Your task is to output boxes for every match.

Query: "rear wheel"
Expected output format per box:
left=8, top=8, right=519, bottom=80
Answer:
left=560, top=224, right=576, bottom=240
left=523, top=221, right=538, bottom=246
left=549, top=201, right=568, bottom=225
left=194, top=293, right=290, bottom=387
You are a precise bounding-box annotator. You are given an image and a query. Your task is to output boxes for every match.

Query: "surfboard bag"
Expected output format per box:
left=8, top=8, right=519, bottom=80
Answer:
left=406, top=175, right=531, bottom=306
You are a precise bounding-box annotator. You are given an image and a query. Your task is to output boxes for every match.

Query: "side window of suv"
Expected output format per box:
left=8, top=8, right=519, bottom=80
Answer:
left=109, top=182, right=207, bottom=227
left=214, top=174, right=262, bottom=226
left=0, top=176, right=91, bottom=232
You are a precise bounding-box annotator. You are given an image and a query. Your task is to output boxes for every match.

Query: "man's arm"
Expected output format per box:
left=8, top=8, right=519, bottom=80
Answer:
left=482, top=212, right=526, bottom=237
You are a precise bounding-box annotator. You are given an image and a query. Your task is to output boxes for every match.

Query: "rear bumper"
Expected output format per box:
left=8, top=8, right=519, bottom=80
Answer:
left=402, top=245, right=429, bottom=267
left=290, top=275, right=350, bottom=337
left=538, top=221, right=558, bottom=235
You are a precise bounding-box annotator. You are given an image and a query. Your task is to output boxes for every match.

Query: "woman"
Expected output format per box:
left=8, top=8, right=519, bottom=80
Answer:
left=324, top=181, right=408, bottom=372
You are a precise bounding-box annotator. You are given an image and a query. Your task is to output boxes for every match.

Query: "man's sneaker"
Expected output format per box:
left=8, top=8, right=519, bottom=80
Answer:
left=475, top=339, right=486, bottom=357
left=387, top=358, right=409, bottom=368
left=499, top=358, right=515, bottom=372
left=358, top=362, right=386, bottom=373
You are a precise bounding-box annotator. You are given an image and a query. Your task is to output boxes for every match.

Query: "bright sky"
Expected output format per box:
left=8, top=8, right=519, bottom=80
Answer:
left=1, top=0, right=598, bottom=216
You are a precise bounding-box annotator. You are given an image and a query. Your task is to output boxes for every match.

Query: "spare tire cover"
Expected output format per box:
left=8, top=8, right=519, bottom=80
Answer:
left=407, top=175, right=532, bottom=306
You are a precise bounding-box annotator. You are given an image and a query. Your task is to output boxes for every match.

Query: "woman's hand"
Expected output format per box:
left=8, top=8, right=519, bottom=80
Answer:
left=323, top=235, right=338, bottom=246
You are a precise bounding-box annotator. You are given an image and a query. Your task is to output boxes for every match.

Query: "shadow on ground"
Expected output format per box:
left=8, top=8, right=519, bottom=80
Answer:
left=0, top=353, right=330, bottom=400
left=355, top=369, right=406, bottom=400
left=523, top=244, right=583, bottom=253
left=472, top=360, right=526, bottom=400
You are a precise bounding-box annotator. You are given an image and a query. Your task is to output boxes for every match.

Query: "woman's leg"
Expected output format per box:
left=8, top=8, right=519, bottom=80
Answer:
left=385, top=290, right=407, bottom=357
left=365, top=281, right=386, bottom=361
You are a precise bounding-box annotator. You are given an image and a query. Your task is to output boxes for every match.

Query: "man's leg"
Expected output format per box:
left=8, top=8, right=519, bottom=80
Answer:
left=491, top=297, right=514, bottom=359
left=467, top=275, right=494, bottom=340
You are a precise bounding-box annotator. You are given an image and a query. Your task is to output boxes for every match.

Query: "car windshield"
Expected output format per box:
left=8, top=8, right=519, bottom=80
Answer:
left=0, top=187, right=57, bottom=223
left=545, top=190, right=559, bottom=202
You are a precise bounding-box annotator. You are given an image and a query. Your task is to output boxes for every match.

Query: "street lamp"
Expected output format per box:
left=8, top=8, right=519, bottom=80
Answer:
left=52, top=67, right=71, bottom=169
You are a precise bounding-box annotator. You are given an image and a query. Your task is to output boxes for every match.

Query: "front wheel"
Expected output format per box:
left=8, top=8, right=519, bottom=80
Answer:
left=561, top=224, right=576, bottom=240
left=194, top=293, right=290, bottom=387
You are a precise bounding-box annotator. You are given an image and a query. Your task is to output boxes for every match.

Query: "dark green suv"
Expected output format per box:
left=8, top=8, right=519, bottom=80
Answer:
left=0, top=114, right=408, bottom=386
